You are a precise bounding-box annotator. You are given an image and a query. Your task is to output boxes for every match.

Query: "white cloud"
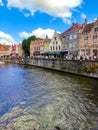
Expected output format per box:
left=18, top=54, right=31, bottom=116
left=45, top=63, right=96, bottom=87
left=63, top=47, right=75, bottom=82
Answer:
left=63, top=18, right=72, bottom=24
left=19, top=31, right=30, bottom=38
left=0, top=0, right=3, bottom=6
left=0, top=31, right=16, bottom=44
left=32, top=28, right=56, bottom=39
left=7, top=0, right=83, bottom=18
left=19, top=28, right=60, bottom=39
left=81, top=13, right=86, bottom=19
left=24, top=13, right=30, bottom=17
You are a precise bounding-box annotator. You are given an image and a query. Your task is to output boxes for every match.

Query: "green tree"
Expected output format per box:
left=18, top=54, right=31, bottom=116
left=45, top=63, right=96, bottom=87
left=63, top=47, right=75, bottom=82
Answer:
left=22, top=35, right=41, bottom=57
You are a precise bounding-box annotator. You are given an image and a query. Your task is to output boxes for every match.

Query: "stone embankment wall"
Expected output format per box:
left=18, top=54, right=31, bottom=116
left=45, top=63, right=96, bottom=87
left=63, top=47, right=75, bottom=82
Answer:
left=4, top=58, right=98, bottom=78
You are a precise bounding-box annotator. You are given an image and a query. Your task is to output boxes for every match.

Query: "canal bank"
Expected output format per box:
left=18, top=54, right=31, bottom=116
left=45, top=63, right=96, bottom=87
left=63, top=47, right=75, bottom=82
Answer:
left=3, top=58, right=98, bottom=79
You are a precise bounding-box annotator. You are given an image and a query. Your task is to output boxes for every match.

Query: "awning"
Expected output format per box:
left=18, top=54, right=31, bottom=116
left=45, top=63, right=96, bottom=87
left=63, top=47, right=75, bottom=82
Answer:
left=60, top=51, right=68, bottom=55
left=40, top=52, right=44, bottom=54
left=48, top=51, right=60, bottom=55
left=41, top=52, right=48, bottom=55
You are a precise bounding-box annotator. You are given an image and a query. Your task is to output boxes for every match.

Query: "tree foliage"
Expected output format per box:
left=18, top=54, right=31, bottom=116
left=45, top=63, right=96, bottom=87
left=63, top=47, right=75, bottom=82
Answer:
left=22, top=35, right=41, bottom=56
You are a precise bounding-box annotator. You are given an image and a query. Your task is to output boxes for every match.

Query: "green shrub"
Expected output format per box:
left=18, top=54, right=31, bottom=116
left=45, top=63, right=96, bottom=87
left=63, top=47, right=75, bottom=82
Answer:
left=81, top=64, right=98, bottom=73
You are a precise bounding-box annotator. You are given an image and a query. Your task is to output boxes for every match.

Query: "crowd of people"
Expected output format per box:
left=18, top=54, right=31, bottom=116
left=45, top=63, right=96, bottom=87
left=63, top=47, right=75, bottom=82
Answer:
left=32, top=54, right=98, bottom=61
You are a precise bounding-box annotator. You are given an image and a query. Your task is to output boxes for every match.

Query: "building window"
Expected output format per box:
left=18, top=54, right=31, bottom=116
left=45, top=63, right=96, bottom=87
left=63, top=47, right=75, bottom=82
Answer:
left=69, top=43, right=73, bottom=48
left=65, top=36, right=69, bottom=41
left=54, top=37, right=56, bottom=40
left=84, top=36, right=88, bottom=44
left=53, top=46, right=55, bottom=50
left=86, top=49, right=90, bottom=56
left=62, top=44, right=65, bottom=50
left=73, top=34, right=77, bottom=39
left=62, top=38, right=65, bottom=41
left=65, top=43, right=68, bottom=48
left=38, top=47, right=40, bottom=51
left=82, top=50, right=85, bottom=56
left=59, top=46, right=60, bottom=50
left=93, top=50, right=97, bottom=56
left=73, top=42, right=77, bottom=47
left=94, top=27, right=98, bottom=32
left=93, top=35, right=97, bottom=43
left=85, top=29, right=90, bottom=33
left=51, top=46, right=52, bottom=51
left=69, top=35, right=72, bottom=40
left=56, top=46, right=57, bottom=50
left=56, top=41, right=58, bottom=45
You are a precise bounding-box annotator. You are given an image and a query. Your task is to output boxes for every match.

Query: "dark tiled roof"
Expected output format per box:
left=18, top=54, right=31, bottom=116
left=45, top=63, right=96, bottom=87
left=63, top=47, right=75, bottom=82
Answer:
left=82, top=23, right=94, bottom=33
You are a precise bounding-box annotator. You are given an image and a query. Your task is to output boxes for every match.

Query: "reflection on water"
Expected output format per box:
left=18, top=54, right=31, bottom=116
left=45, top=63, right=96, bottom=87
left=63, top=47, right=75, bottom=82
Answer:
left=0, top=64, right=98, bottom=130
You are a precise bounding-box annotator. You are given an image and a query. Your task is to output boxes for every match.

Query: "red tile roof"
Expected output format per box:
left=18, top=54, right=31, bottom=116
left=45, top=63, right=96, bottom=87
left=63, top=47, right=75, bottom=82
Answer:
left=62, top=24, right=82, bottom=35
left=58, top=33, right=62, bottom=39
left=0, top=44, right=9, bottom=51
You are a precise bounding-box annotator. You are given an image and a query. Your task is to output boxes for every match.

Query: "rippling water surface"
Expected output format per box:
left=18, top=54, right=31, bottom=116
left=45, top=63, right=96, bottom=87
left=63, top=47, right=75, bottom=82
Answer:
left=0, top=64, right=98, bottom=130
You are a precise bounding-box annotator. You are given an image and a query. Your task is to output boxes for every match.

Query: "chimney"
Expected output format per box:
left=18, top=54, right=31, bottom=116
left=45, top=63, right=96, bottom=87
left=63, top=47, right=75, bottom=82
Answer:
left=72, top=22, right=75, bottom=26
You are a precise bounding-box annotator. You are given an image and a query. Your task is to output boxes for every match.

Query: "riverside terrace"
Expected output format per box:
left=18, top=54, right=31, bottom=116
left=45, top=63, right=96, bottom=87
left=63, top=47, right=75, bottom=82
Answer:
left=3, top=58, right=98, bottom=79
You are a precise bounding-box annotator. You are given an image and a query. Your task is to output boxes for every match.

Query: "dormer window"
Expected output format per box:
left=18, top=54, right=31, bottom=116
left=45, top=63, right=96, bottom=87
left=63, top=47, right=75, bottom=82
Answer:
left=94, top=27, right=98, bottom=32
left=85, top=29, right=90, bottom=33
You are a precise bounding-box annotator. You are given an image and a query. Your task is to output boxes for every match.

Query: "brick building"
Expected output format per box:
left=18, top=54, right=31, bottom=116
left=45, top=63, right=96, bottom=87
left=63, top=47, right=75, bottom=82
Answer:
left=30, top=39, right=44, bottom=57
left=30, top=36, right=50, bottom=57
left=0, top=44, right=10, bottom=57
left=62, top=23, right=82, bottom=59
left=79, top=18, right=98, bottom=59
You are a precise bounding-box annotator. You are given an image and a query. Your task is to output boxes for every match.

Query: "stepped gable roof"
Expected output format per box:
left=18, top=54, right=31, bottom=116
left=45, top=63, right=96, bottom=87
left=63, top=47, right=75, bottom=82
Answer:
left=82, top=22, right=94, bottom=33
left=62, top=24, right=82, bottom=35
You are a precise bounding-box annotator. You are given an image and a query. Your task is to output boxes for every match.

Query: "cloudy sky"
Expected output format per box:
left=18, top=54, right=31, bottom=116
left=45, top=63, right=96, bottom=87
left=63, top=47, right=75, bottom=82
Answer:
left=0, top=0, right=98, bottom=44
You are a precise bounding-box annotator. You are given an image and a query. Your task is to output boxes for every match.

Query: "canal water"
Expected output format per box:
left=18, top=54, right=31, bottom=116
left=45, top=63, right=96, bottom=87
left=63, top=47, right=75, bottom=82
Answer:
left=0, top=64, right=98, bottom=130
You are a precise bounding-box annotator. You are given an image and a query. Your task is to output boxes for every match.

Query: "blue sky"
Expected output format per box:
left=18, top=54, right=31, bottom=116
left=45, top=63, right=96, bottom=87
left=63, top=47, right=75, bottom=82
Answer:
left=0, top=0, right=98, bottom=44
